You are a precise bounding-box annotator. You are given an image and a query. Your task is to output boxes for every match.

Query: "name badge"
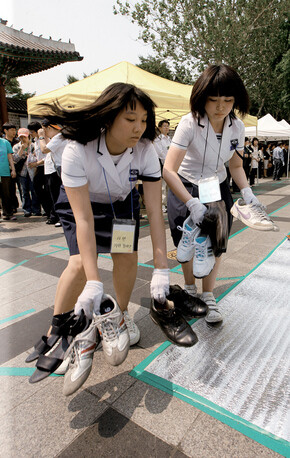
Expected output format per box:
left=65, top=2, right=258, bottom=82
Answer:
left=111, top=219, right=136, bottom=253
left=198, top=176, right=221, bottom=204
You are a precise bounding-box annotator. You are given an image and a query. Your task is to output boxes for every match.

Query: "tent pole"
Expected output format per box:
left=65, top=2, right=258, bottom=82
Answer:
left=287, top=138, right=289, bottom=179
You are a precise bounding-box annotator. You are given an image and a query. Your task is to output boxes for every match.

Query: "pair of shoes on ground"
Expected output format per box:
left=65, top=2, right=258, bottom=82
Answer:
left=230, top=198, right=279, bottom=231
left=177, top=216, right=215, bottom=278
left=62, top=295, right=140, bottom=396
left=185, top=285, right=223, bottom=326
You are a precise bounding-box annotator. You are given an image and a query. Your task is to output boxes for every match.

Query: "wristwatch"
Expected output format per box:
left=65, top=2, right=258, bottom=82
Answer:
left=39, top=136, right=45, bottom=140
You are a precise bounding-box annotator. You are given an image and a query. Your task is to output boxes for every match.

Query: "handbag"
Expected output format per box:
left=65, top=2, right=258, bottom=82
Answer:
left=15, top=157, right=27, bottom=173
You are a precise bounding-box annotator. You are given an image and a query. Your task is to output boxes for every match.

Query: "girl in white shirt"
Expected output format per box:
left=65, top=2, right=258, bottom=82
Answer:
left=28, top=83, right=182, bottom=386
left=164, top=64, right=263, bottom=326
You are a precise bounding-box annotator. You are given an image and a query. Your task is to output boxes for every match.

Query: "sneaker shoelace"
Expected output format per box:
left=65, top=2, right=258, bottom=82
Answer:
left=124, top=312, right=136, bottom=334
left=65, top=326, right=97, bottom=363
left=195, top=239, right=213, bottom=262
left=177, top=225, right=194, bottom=247
left=250, top=203, right=272, bottom=222
left=95, top=312, right=122, bottom=342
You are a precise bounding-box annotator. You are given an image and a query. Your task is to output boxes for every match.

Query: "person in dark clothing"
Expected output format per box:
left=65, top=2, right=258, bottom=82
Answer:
left=243, top=137, right=252, bottom=180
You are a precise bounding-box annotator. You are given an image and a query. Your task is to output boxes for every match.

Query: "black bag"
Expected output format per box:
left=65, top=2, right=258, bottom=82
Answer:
left=15, top=157, right=27, bottom=173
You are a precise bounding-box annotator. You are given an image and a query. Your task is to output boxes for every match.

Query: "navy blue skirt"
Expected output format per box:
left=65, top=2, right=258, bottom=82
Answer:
left=167, top=176, right=233, bottom=248
left=55, top=186, right=140, bottom=255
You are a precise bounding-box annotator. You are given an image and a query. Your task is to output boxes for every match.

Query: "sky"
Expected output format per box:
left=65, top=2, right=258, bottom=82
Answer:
left=2, top=0, right=152, bottom=95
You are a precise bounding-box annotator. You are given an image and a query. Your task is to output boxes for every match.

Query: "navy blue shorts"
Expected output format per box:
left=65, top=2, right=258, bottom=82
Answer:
left=167, top=176, right=233, bottom=247
left=55, top=186, right=141, bottom=255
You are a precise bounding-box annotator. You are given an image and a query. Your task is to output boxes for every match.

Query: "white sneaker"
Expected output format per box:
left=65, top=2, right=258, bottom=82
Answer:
left=177, top=216, right=200, bottom=263
left=63, top=321, right=99, bottom=396
left=193, top=232, right=215, bottom=278
left=95, top=294, right=130, bottom=366
left=123, top=311, right=140, bottom=345
left=184, top=284, right=198, bottom=297
left=230, top=198, right=278, bottom=231
left=201, top=292, right=223, bottom=325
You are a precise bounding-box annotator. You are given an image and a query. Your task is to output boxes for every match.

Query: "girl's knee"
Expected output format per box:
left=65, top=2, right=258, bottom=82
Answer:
left=68, top=254, right=85, bottom=277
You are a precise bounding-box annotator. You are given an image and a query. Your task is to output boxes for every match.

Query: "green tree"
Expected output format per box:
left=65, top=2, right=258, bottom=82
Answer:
left=137, top=55, right=194, bottom=84
left=114, top=0, right=289, bottom=118
left=66, top=70, right=99, bottom=85
left=5, top=78, right=35, bottom=99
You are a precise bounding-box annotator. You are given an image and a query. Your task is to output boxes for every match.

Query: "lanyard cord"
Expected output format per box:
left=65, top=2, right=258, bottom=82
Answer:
left=200, top=119, right=223, bottom=178
left=102, top=167, right=134, bottom=221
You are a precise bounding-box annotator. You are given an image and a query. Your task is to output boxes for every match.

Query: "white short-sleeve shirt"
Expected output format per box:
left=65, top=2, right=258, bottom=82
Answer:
left=61, top=132, right=161, bottom=204
left=153, top=134, right=171, bottom=164
left=47, top=133, right=68, bottom=167
left=172, top=113, right=245, bottom=185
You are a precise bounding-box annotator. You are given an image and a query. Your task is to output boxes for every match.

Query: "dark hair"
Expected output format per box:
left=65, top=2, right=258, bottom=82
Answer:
left=2, top=122, right=16, bottom=131
left=245, top=137, right=249, bottom=142
left=39, top=83, right=156, bottom=145
left=158, top=120, right=170, bottom=128
left=252, top=137, right=259, bottom=143
left=190, top=64, right=250, bottom=119
left=41, top=118, right=52, bottom=128
left=27, top=121, right=42, bottom=132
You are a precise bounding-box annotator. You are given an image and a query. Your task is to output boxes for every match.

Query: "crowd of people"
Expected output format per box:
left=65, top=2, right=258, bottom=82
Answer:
left=0, top=63, right=285, bottom=396
left=1, top=118, right=288, bottom=223
left=0, top=120, right=64, bottom=225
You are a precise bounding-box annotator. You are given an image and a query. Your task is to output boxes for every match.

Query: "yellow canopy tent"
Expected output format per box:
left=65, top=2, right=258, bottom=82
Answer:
left=27, top=61, right=257, bottom=128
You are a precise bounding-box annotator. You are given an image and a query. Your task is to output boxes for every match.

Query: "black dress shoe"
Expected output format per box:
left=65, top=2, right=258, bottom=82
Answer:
left=166, top=285, right=208, bottom=319
left=150, top=298, right=198, bottom=347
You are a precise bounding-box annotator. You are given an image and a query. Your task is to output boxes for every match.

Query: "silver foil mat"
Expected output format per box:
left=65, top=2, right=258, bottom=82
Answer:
left=147, top=239, right=290, bottom=442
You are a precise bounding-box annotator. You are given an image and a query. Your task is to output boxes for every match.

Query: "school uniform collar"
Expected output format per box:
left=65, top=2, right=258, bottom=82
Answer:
left=198, top=114, right=234, bottom=154
left=96, top=133, right=134, bottom=187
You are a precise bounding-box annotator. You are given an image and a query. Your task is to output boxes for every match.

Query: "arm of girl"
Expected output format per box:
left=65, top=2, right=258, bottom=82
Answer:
left=229, top=151, right=259, bottom=205
left=163, top=145, right=207, bottom=224
left=143, top=179, right=169, bottom=303
left=65, top=184, right=103, bottom=317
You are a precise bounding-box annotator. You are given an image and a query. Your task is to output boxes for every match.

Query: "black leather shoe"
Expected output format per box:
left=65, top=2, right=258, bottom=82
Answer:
left=167, top=285, right=208, bottom=319
left=150, top=298, right=198, bottom=347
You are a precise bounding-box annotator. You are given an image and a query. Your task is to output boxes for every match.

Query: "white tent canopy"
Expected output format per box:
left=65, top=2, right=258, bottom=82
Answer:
left=245, top=114, right=290, bottom=140
left=278, top=119, right=290, bottom=129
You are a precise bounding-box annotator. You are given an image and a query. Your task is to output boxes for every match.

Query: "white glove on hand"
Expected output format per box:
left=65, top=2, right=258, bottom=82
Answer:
left=150, top=269, right=170, bottom=304
left=74, top=280, right=104, bottom=319
left=185, top=197, right=207, bottom=225
left=241, top=187, right=259, bottom=205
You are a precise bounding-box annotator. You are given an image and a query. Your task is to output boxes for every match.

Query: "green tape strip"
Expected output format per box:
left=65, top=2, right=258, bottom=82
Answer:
left=132, top=370, right=289, bottom=457
left=0, top=367, right=63, bottom=377
left=0, top=260, right=29, bottom=277
left=0, top=308, right=36, bottom=325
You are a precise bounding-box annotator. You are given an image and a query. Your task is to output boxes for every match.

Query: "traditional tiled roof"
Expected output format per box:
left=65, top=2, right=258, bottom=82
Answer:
left=6, top=97, right=27, bottom=114
left=0, top=21, right=83, bottom=81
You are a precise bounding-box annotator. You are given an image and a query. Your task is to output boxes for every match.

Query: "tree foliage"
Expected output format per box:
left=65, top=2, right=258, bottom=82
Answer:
left=5, top=78, right=35, bottom=100
left=114, top=0, right=289, bottom=119
left=66, top=70, right=99, bottom=85
left=137, top=55, right=194, bottom=83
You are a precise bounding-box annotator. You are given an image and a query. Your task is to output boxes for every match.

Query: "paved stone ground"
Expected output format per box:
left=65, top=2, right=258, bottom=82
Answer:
left=0, top=177, right=289, bottom=457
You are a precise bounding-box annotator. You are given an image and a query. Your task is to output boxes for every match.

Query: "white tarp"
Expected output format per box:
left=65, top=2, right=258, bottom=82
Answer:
left=245, top=113, right=290, bottom=140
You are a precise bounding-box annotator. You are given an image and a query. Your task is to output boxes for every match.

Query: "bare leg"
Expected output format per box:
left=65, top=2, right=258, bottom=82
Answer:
left=202, top=256, right=222, bottom=292
left=111, top=251, right=138, bottom=311
left=53, top=254, right=86, bottom=315
left=181, top=259, right=196, bottom=286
